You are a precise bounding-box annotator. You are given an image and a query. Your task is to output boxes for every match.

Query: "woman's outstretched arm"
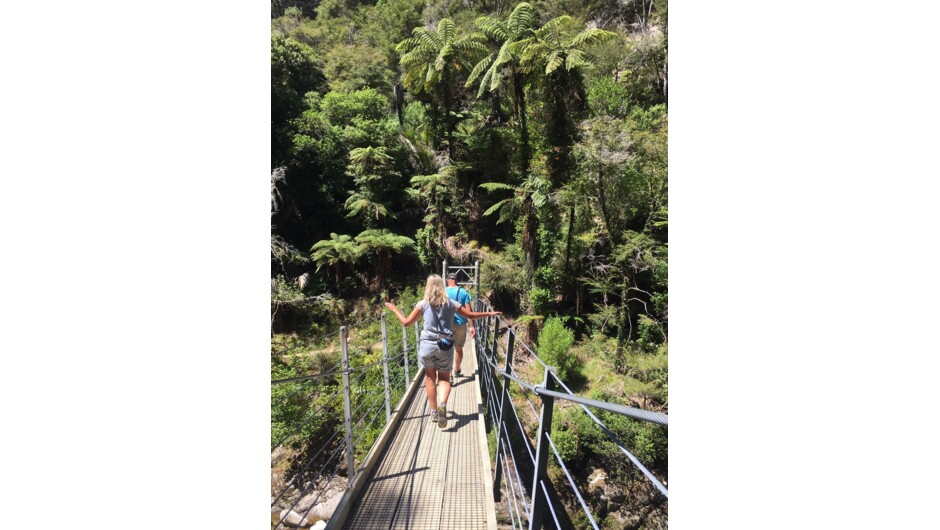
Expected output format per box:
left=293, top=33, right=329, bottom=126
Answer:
left=455, top=306, right=502, bottom=320
left=384, top=301, right=423, bottom=327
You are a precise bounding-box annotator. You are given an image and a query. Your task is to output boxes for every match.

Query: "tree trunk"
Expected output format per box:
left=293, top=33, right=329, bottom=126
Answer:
left=596, top=166, right=619, bottom=246
left=522, top=202, right=538, bottom=287
left=563, top=204, right=575, bottom=277
left=394, top=82, right=405, bottom=127
left=513, top=69, right=530, bottom=179
left=617, top=275, right=630, bottom=350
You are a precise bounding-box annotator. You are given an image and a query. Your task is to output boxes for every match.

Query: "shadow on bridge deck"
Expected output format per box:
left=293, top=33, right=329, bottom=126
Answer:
left=329, top=335, right=497, bottom=529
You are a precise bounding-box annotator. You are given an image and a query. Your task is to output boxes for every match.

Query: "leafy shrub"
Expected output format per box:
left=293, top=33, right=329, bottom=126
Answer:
left=588, top=76, right=632, bottom=118
left=637, top=314, right=665, bottom=344
left=529, top=286, right=553, bottom=314
left=537, top=317, right=578, bottom=381
left=480, top=248, right=526, bottom=310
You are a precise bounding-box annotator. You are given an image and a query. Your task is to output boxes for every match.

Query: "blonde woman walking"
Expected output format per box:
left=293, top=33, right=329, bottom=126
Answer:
left=384, top=274, right=501, bottom=428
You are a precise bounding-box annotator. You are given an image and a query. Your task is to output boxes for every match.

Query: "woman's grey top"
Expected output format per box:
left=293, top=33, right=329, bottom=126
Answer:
left=415, top=299, right=462, bottom=339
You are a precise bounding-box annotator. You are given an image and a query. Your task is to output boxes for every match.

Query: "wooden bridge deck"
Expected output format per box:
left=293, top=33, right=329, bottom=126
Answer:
left=341, top=334, right=497, bottom=529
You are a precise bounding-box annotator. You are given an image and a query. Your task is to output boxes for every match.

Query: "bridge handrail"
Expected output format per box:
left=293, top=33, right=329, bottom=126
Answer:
left=270, top=313, right=414, bottom=530
left=474, top=300, right=668, bottom=530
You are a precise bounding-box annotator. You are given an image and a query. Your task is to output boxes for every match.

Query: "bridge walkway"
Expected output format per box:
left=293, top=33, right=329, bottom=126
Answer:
left=340, top=334, right=497, bottom=529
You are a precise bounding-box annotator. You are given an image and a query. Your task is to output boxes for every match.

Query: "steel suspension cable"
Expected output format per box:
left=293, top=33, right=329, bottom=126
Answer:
left=271, top=329, right=341, bottom=357
left=277, top=447, right=347, bottom=530
left=271, top=362, right=344, bottom=385
left=500, top=418, right=533, bottom=508
left=538, top=479, right=563, bottom=530
left=270, top=428, right=343, bottom=507
left=271, top=386, right=345, bottom=451
left=545, top=432, right=600, bottom=530
left=498, top=431, right=527, bottom=530
left=553, top=376, right=669, bottom=498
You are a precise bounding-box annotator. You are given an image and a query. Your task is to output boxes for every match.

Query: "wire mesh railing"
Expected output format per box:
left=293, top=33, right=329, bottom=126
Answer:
left=473, top=300, right=669, bottom=530
left=270, top=314, right=416, bottom=529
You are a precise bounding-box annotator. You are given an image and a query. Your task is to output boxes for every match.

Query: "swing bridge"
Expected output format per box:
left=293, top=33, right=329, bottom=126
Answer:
left=271, top=262, right=668, bottom=530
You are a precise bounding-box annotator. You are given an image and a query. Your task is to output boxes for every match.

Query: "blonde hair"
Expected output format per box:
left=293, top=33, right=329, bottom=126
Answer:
left=423, top=274, right=449, bottom=307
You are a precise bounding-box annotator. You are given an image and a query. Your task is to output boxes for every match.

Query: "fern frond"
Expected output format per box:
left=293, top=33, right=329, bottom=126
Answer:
left=565, top=49, right=589, bottom=71
left=545, top=51, right=564, bottom=74
left=487, top=65, right=505, bottom=94
left=570, top=28, right=618, bottom=47
left=538, top=15, right=572, bottom=37
left=479, top=182, right=516, bottom=192
left=439, top=18, right=455, bottom=44
left=507, top=3, right=535, bottom=34
left=466, top=54, right=494, bottom=87
left=493, top=40, right=514, bottom=67
left=476, top=16, right=507, bottom=41
left=482, top=198, right=512, bottom=218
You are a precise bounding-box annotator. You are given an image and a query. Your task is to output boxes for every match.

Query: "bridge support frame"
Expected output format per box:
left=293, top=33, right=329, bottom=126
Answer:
left=492, top=326, right=514, bottom=502
left=528, top=366, right=557, bottom=530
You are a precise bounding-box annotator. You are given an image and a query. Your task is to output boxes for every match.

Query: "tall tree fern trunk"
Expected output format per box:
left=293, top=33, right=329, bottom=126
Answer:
left=513, top=70, right=530, bottom=179
left=597, top=166, right=620, bottom=246
left=562, top=204, right=576, bottom=307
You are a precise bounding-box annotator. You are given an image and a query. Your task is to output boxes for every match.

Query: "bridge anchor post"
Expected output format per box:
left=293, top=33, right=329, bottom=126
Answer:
left=401, top=323, right=409, bottom=388
left=340, top=326, right=356, bottom=482
left=381, top=314, right=391, bottom=422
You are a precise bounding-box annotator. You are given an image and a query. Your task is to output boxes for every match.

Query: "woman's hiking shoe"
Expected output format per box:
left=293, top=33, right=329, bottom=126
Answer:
left=436, top=405, right=447, bottom=428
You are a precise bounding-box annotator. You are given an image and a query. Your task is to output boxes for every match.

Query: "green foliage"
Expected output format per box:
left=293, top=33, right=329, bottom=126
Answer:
left=271, top=34, right=327, bottom=165
left=320, top=88, right=388, bottom=124
left=510, top=15, right=618, bottom=76
left=466, top=2, right=537, bottom=97
left=529, top=286, right=553, bottom=314
left=355, top=229, right=416, bottom=286
left=272, top=3, right=668, bottom=521
left=345, top=146, right=398, bottom=226
left=271, top=0, right=319, bottom=21
left=323, top=45, right=394, bottom=93
left=637, top=314, right=665, bottom=344
left=480, top=247, right=527, bottom=305
left=310, top=233, right=362, bottom=292
left=588, top=76, right=632, bottom=118
left=271, top=274, right=304, bottom=302
left=396, top=18, right=487, bottom=95
left=617, top=29, right=667, bottom=107
left=537, top=317, right=578, bottom=381
left=552, top=404, right=604, bottom=465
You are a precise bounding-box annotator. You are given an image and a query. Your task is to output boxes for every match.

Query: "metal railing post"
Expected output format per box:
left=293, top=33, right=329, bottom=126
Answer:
left=442, top=259, right=447, bottom=278
left=486, top=313, right=498, bottom=398
left=402, top=323, right=410, bottom=388
left=490, top=314, right=499, bottom=368
left=528, top=366, right=557, bottom=530
left=381, top=314, right=391, bottom=423
left=492, top=329, right=515, bottom=501
left=340, top=326, right=356, bottom=482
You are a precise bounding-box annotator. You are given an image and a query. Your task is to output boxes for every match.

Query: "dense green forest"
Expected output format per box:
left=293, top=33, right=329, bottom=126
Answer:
left=271, top=0, right=667, bottom=526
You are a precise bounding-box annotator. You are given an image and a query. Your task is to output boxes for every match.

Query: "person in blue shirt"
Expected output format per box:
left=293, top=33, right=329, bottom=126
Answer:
left=446, top=273, right=474, bottom=381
